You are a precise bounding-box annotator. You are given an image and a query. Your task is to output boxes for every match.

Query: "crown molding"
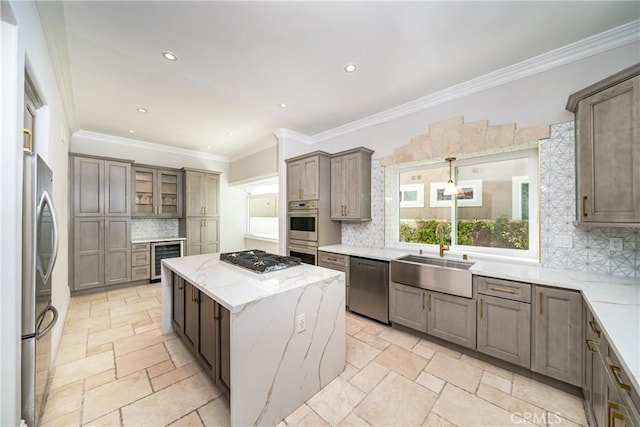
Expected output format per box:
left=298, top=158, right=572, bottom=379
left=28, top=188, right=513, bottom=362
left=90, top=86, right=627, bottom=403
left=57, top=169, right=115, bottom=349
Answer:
left=273, top=128, right=311, bottom=145
left=73, top=130, right=229, bottom=162
left=308, top=20, right=640, bottom=144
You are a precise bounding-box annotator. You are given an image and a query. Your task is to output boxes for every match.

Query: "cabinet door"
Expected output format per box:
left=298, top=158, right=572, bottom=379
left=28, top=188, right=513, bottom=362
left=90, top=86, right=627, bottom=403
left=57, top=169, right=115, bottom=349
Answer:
left=185, top=171, right=204, bottom=216
left=184, top=281, right=199, bottom=352
left=343, top=153, right=362, bottom=219
left=427, top=291, right=476, bottom=349
left=73, top=218, right=104, bottom=290
left=301, top=156, right=319, bottom=200
left=105, top=218, right=131, bottom=286
left=577, top=76, right=640, bottom=223
left=217, top=304, right=231, bottom=392
left=532, top=287, right=583, bottom=386
left=203, top=173, right=219, bottom=216
left=203, top=218, right=219, bottom=254
left=73, top=157, right=104, bottom=217
left=172, top=274, right=185, bottom=332
left=105, top=161, right=131, bottom=216
left=185, top=218, right=204, bottom=256
left=133, top=167, right=156, bottom=217
left=330, top=156, right=345, bottom=219
left=477, top=295, right=531, bottom=368
left=389, top=282, right=427, bottom=332
left=587, top=339, right=607, bottom=427
left=198, top=292, right=216, bottom=372
left=287, top=160, right=303, bottom=201
left=158, top=170, right=182, bottom=218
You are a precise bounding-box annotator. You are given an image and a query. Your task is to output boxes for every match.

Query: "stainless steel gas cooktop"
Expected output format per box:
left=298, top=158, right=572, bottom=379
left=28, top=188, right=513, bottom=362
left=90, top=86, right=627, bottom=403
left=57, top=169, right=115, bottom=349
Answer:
left=220, top=249, right=301, bottom=273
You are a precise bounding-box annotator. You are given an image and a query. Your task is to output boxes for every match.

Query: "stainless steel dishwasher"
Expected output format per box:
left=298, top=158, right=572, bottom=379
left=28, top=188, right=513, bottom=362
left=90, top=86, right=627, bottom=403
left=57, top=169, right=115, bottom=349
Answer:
left=349, top=256, right=389, bottom=324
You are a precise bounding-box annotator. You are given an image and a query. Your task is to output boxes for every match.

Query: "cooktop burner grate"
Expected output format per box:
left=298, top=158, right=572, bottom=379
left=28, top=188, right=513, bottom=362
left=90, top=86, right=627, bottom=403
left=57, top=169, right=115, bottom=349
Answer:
left=220, top=249, right=302, bottom=273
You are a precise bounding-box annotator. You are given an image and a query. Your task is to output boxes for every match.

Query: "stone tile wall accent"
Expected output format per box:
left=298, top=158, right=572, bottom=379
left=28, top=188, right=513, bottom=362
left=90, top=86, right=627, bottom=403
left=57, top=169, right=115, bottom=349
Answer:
left=540, top=122, right=639, bottom=278
left=380, top=115, right=550, bottom=167
left=131, top=219, right=179, bottom=240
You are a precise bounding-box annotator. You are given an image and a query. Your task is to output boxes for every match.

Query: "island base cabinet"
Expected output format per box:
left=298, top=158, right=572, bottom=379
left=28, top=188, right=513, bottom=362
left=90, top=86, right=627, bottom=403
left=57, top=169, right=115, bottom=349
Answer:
left=218, top=304, right=231, bottom=392
left=171, top=274, right=185, bottom=332
left=184, top=281, right=199, bottom=353
left=427, top=291, right=476, bottom=349
left=198, top=293, right=216, bottom=370
left=389, top=281, right=427, bottom=333
left=477, top=295, right=531, bottom=368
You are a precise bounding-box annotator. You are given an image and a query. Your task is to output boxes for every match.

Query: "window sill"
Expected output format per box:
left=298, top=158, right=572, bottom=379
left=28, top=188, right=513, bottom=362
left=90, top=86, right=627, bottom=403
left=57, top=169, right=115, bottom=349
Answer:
left=244, top=234, right=279, bottom=243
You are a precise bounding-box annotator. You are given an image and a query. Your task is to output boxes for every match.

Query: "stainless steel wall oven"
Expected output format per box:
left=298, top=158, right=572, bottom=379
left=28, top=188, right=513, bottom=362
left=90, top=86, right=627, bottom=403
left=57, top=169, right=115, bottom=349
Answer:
left=287, top=200, right=318, bottom=242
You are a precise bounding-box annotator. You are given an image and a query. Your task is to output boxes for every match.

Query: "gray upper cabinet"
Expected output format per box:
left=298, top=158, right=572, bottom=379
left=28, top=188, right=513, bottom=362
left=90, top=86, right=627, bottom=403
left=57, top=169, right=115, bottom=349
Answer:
left=286, top=153, right=325, bottom=201
left=389, top=281, right=427, bottom=332
left=330, top=148, right=373, bottom=221
left=73, top=156, right=103, bottom=217
left=532, top=286, right=583, bottom=387
left=567, top=64, right=640, bottom=225
left=132, top=166, right=182, bottom=218
left=184, top=170, right=219, bottom=217
left=105, top=161, right=131, bottom=216
left=427, top=291, right=476, bottom=349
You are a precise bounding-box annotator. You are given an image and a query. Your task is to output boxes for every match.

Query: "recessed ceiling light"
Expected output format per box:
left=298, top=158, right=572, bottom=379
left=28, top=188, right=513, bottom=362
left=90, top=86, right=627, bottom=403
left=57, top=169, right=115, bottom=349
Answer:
left=137, top=108, right=147, bottom=113
left=128, top=129, right=136, bottom=134
left=207, top=146, right=211, bottom=149
left=279, top=103, right=288, bottom=108
left=162, top=51, right=178, bottom=61
left=344, top=63, right=357, bottom=73
left=227, top=132, right=234, bottom=136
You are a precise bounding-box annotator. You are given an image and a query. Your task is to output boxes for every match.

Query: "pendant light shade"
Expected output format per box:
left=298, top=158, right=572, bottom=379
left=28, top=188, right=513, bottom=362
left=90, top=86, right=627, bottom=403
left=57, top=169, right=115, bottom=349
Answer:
left=443, top=157, right=463, bottom=196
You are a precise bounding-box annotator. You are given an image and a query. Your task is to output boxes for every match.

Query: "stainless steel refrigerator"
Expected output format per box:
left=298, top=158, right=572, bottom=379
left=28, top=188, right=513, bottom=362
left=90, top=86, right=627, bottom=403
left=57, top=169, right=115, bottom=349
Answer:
left=21, top=154, right=59, bottom=427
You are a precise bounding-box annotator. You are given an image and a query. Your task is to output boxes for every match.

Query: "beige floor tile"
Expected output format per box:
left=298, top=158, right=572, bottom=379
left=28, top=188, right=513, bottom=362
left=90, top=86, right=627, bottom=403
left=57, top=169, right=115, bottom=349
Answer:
left=375, top=344, right=428, bottom=381
left=340, top=363, right=359, bottom=381
left=355, top=371, right=437, bottom=426
left=40, top=380, right=84, bottom=424
left=168, top=411, right=204, bottom=426
left=121, top=374, right=221, bottom=426
left=113, top=327, right=173, bottom=357
left=432, top=383, right=526, bottom=426
left=59, top=329, right=89, bottom=349
left=459, top=354, right=514, bottom=380
left=352, top=331, right=390, bottom=351
left=91, top=298, right=127, bottom=314
left=88, top=325, right=134, bottom=349
left=151, top=361, right=202, bottom=391
left=147, top=307, right=162, bottom=319
left=481, top=370, right=512, bottom=394
left=85, top=369, right=116, bottom=390
left=65, top=314, right=111, bottom=335
left=349, top=362, right=389, bottom=393
left=66, top=303, right=91, bottom=321
left=345, top=316, right=367, bottom=336
left=198, top=397, right=230, bottom=427
left=416, top=372, right=445, bottom=394
left=39, top=408, right=81, bottom=427
left=51, top=350, right=114, bottom=390
left=147, top=360, right=175, bottom=379
left=422, top=413, right=456, bottom=427
left=476, top=383, right=546, bottom=424
left=136, top=284, right=162, bottom=298
left=116, top=342, right=170, bottom=378
left=345, top=336, right=381, bottom=369
left=424, top=353, right=482, bottom=393
left=110, top=298, right=160, bottom=318
left=377, top=328, right=420, bottom=350
left=361, top=322, right=388, bottom=337
left=54, top=343, right=87, bottom=367
left=83, top=410, right=122, bottom=427
left=307, top=376, right=366, bottom=426
left=164, top=337, right=197, bottom=368
left=548, top=412, right=583, bottom=427
left=107, top=287, right=141, bottom=301
left=417, top=339, right=461, bottom=359
left=338, top=411, right=371, bottom=426
left=110, top=311, right=152, bottom=329
left=284, top=403, right=312, bottom=425
left=295, top=411, right=330, bottom=427
left=83, top=370, right=152, bottom=423
left=511, top=375, right=587, bottom=426
left=87, top=343, right=113, bottom=357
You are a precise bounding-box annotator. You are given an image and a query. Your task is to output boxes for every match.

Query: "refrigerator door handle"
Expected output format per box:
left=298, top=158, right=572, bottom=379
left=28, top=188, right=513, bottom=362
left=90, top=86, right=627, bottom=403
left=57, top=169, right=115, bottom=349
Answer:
left=36, top=305, right=58, bottom=339
left=36, top=189, right=59, bottom=284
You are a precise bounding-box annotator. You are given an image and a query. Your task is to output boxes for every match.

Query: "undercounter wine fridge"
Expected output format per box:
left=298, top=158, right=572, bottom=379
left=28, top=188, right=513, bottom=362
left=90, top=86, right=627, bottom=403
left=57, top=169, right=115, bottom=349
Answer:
left=21, top=154, right=59, bottom=426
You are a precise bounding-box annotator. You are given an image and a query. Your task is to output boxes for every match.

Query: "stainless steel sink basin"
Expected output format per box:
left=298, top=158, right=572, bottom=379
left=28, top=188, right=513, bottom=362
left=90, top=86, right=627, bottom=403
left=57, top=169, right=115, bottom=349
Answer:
left=390, top=255, right=475, bottom=298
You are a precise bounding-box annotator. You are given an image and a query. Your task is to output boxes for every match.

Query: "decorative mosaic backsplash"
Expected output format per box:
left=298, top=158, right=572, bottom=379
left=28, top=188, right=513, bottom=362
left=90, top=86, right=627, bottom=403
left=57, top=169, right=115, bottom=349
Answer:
left=540, top=121, right=639, bottom=278
left=131, top=219, right=180, bottom=240
left=341, top=160, right=386, bottom=248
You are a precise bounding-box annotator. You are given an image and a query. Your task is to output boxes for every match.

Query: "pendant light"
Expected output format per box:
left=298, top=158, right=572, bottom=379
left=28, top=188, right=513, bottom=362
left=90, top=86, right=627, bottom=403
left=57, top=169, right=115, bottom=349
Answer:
left=443, top=157, right=463, bottom=196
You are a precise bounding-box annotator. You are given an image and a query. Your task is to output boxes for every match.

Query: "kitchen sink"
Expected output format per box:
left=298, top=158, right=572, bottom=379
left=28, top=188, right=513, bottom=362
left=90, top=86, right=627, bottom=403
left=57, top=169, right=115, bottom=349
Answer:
left=390, top=255, right=475, bottom=298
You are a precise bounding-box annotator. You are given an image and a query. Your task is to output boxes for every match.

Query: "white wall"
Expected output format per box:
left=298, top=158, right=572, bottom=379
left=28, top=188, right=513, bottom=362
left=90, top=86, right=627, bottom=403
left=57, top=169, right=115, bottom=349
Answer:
left=71, top=131, right=246, bottom=252
left=1, top=1, right=71, bottom=425
left=229, top=144, right=278, bottom=185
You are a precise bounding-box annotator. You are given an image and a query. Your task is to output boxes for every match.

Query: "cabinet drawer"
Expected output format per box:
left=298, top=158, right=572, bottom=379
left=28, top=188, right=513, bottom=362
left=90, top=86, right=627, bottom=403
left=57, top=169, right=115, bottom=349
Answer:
left=132, top=242, right=150, bottom=252
left=318, top=251, right=349, bottom=268
left=476, top=276, right=531, bottom=302
left=131, top=265, right=150, bottom=280
left=132, top=251, right=150, bottom=267
left=607, top=347, right=640, bottom=410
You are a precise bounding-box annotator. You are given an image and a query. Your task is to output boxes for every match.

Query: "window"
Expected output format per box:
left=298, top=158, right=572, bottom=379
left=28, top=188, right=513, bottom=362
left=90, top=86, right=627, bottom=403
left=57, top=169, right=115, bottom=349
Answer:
left=242, top=179, right=279, bottom=240
left=394, top=150, right=539, bottom=259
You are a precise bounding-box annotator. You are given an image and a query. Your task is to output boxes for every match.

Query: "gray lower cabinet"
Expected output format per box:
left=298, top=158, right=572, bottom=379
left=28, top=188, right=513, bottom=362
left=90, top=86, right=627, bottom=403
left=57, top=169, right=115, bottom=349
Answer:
left=172, top=274, right=185, bottom=332
left=185, top=217, right=219, bottom=256
left=427, top=291, right=476, bottom=349
left=389, top=281, right=427, bottom=333
left=532, top=286, right=582, bottom=387
left=183, top=281, right=199, bottom=353
left=318, top=251, right=350, bottom=307
left=104, top=219, right=131, bottom=286
left=477, top=294, right=531, bottom=368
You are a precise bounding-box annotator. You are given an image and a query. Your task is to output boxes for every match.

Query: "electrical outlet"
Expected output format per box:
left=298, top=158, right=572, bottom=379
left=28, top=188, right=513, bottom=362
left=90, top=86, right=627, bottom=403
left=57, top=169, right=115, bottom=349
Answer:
left=296, top=314, right=306, bottom=333
left=554, top=236, right=573, bottom=248
left=609, top=238, right=623, bottom=252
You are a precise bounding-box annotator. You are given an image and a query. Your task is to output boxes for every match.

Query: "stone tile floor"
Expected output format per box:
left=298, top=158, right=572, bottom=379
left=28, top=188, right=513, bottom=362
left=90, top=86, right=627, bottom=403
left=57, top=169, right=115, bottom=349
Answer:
left=41, top=283, right=588, bottom=426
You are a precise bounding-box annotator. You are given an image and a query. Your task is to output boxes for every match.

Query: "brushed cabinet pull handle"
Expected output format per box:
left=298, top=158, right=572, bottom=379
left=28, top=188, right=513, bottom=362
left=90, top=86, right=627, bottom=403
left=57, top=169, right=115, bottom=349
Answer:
left=428, top=294, right=432, bottom=311
left=607, top=400, right=625, bottom=425
left=582, top=196, right=588, bottom=218
left=204, top=219, right=207, bottom=227
left=488, top=286, right=516, bottom=294
left=585, top=339, right=598, bottom=353
left=480, top=299, right=483, bottom=319
left=589, top=320, right=601, bottom=337
left=23, top=128, right=33, bottom=153
left=610, top=365, right=632, bottom=391
left=539, top=292, right=543, bottom=315
left=204, top=207, right=207, bottom=215
left=422, top=293, right=425, bottom=310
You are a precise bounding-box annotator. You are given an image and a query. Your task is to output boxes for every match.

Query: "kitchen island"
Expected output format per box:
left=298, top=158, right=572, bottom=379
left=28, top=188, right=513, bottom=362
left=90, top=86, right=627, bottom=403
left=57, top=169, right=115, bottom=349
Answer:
left=160, top=253, right=345, bottom=426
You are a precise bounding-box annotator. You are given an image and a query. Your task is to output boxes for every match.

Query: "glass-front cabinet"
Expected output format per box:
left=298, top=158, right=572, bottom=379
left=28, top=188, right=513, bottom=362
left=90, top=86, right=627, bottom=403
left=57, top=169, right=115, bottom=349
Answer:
left=133, top=166, right=182, bottom=218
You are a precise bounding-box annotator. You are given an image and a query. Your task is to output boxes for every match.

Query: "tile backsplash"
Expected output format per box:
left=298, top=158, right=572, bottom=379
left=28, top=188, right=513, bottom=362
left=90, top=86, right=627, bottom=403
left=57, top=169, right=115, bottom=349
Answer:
left=131, top=219, right=180, bottom=240
left=540, top=121, right=639, bottom=278
left=343, top=121, right=639, bottom=278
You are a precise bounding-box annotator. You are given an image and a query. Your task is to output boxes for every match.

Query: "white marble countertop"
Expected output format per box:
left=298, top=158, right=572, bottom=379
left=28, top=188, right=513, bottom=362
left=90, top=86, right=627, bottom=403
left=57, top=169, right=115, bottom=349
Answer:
left=162, top=253, right=343, bottom=313
left=131, top=237, right=186, bottom=243
left=318, top=244, right=640, bottom=392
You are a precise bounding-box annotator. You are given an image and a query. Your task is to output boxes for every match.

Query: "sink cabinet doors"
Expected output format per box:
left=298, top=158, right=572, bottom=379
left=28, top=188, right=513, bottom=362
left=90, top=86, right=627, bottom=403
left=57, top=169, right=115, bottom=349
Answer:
left=389, top=281, right=427, bottom=332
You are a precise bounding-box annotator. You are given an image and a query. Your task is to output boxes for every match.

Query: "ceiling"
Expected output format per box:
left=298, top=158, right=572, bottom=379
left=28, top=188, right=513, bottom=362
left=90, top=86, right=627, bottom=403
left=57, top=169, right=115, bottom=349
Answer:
left=42, top=1, right=639, bottom=160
